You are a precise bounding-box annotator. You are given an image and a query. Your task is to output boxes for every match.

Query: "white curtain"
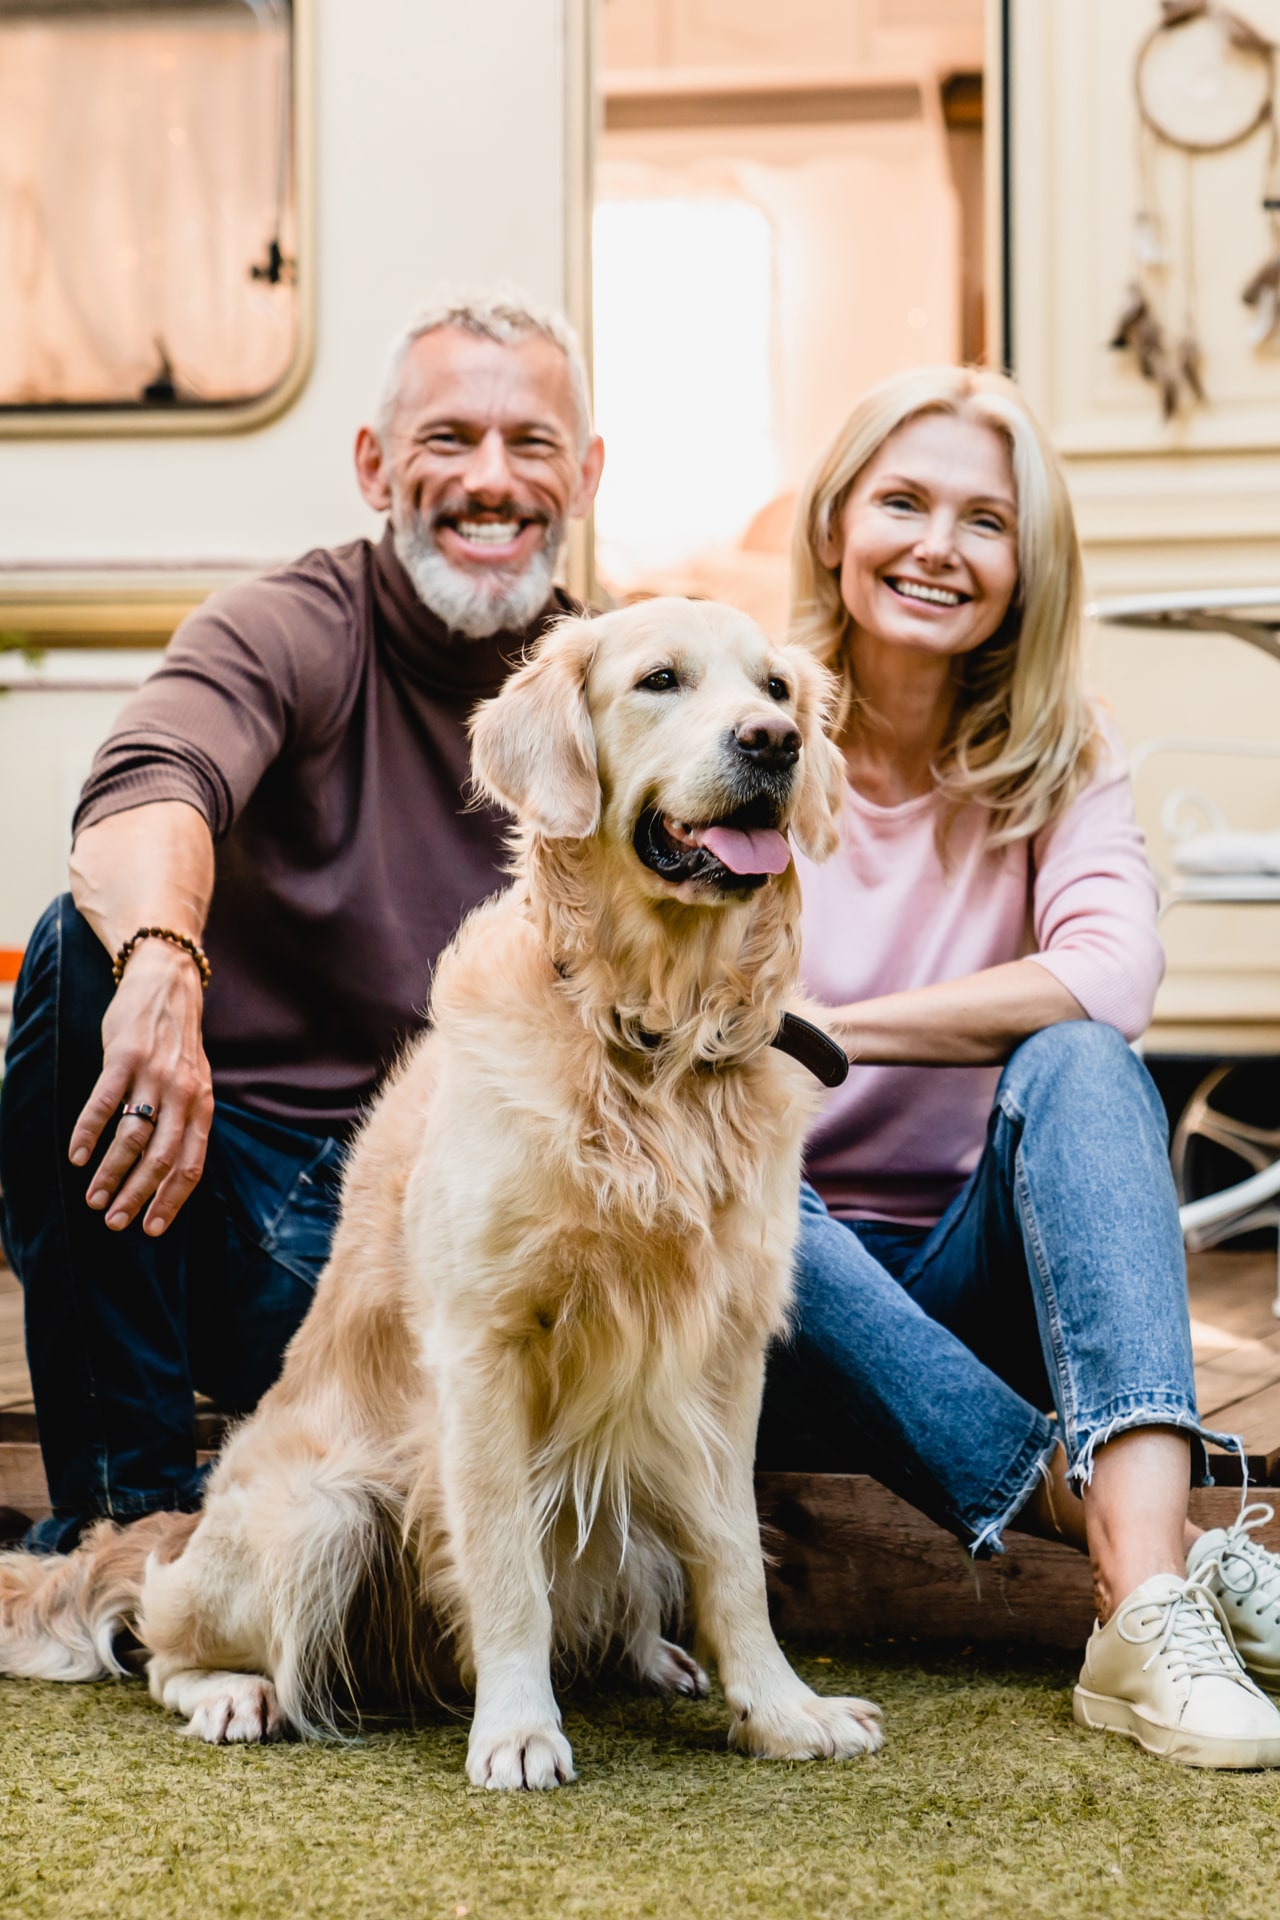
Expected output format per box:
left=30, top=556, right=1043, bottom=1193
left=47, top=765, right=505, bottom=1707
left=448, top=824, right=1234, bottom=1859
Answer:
left=0, top=4, right=297, bottom=406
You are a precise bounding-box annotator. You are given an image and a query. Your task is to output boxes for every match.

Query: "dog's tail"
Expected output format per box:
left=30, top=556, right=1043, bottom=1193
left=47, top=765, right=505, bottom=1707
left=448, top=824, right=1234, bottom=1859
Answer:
left=0, top=1510, right=199, bottom=1681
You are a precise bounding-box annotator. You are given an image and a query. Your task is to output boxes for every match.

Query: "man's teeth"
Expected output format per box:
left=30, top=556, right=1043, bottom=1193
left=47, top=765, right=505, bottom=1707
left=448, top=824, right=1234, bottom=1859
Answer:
left=891, top=579, right=962, bottom=606
left=455, top=520, right=523, bottom=544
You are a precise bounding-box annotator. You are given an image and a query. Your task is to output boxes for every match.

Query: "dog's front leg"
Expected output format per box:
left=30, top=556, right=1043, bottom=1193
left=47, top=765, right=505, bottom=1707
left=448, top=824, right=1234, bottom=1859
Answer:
left=683, top=1351, right=883, bottom=1763
left=437, top=1356, right=575, bottom=1791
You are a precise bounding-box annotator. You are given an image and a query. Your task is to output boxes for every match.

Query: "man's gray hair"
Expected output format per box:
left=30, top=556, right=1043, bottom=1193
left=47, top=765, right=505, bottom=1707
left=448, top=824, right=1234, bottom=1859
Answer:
left=375, top=292, right=593, bottom=451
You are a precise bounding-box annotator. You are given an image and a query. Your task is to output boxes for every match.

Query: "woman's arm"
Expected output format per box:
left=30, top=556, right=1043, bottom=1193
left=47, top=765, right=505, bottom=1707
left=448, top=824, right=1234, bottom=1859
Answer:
left=817, top=724, right=1159, bottom=1068
left=823, top=959, right=1087, bottom=1066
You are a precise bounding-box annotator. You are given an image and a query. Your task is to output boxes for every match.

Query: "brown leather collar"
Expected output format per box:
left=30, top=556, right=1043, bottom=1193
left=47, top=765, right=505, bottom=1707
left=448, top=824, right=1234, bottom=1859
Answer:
left=551, top=960, right=848, bottom=1088
left=770, top=1011, right=850, bottom=1088
left=622, top=1004, right=849, bottom=1087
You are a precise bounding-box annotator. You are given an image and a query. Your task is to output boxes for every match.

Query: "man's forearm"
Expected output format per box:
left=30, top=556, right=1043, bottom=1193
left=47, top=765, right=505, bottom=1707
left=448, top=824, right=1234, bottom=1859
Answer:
left=66, top=800, right=218, bottom=1233
left=70, top=800, right=215, bottom=959
left=823, top=960, right=1088, bottom=1067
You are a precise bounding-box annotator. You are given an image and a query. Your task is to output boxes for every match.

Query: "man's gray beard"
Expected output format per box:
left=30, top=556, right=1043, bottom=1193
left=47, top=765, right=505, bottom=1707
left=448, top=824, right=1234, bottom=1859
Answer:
left=393, top=514, right=561, bottom=640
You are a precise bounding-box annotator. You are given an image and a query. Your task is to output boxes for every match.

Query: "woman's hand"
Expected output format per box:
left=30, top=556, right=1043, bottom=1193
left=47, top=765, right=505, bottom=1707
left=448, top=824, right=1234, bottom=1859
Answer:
left=69, top=937, right=215, bottom=1236
left=826, top=959, right=1087, bottom=1067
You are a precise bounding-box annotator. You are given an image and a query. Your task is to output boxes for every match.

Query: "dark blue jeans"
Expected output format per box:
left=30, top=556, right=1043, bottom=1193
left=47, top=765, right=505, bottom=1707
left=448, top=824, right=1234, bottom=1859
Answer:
left=0, top=896, right=346, bottom=1552
left=758, top=1022, right=1236, bottom=1553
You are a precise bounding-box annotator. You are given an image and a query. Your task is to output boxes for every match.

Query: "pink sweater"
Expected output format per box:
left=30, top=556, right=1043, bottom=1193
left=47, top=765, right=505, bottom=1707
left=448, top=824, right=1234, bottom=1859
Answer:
left=795, top=726, right=1164, bottom=1226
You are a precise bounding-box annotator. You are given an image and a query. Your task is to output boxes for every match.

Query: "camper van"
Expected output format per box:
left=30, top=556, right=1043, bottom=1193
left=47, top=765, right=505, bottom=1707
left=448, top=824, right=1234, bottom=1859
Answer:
left=1, top=0, right=1278, bottom=1601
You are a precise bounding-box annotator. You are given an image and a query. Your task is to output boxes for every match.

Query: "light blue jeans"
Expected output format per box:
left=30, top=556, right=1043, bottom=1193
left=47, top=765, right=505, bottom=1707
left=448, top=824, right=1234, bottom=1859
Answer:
left=756, top=1022, right=1238, bottom=1553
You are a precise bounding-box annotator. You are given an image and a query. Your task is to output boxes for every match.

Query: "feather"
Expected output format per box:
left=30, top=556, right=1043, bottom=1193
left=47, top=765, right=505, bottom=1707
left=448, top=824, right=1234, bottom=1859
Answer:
left=1178, top=334, right=1206, bottom=402
left=1109, top=285, right=1153, bottom=350
left=1109, top=286, right=1202, bottom=415
left=1241, top=252, right=1280, bottom=306
left=1247, top=281, right=1280, bottom=347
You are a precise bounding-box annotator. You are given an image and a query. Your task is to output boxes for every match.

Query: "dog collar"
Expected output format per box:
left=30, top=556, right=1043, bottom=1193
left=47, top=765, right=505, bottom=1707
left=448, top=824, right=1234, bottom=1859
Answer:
left=770, top=1012, right=850, bottom=1088
left=631, top=1011, right=847, bottom=1087
left=551, top=959, right=848, bottom=1088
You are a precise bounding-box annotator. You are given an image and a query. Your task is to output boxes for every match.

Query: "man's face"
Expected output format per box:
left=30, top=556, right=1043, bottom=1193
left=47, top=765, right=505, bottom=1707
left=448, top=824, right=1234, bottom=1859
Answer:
left=356, top=328, right=603, bottom=637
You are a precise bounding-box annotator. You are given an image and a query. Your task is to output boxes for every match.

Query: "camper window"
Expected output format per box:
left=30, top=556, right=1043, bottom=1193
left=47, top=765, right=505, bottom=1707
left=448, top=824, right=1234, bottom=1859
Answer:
left=0, top=0, right=304, bottom=425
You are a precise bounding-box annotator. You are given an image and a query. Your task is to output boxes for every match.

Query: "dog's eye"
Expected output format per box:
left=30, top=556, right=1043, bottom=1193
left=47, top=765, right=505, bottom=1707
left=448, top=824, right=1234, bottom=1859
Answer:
left=637, top=669, right=679, bottom=693
left=767, top=676, right=790, bottom=702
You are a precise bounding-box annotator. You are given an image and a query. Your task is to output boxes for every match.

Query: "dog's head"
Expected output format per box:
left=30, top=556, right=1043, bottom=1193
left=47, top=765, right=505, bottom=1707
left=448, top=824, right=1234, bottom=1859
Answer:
left=470, top=598, right=844, bottom=904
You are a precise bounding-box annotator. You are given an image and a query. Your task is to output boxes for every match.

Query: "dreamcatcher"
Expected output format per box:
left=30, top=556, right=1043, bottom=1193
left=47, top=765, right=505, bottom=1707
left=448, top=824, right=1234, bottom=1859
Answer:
left=1110, top=1, right=1280, bottom=417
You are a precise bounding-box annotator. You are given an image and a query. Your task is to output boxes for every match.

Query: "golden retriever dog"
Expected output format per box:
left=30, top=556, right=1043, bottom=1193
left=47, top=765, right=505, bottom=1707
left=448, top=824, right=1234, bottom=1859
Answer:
left=0, top=598, right=882, bottom=1787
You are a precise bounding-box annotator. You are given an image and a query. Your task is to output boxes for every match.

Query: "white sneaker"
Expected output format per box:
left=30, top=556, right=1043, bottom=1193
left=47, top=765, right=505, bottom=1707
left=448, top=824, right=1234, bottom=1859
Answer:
left=1073, top=1573, right=1280, bottom=1768
left=1187, top=1502, right=1280, bottom=1689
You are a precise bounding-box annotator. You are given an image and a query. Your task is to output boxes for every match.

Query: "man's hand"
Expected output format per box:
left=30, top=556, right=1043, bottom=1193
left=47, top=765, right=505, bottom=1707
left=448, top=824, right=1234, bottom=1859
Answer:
left=68, top=798, right=217, bottom=1236
left=69, top=938, right=215, bottom=1236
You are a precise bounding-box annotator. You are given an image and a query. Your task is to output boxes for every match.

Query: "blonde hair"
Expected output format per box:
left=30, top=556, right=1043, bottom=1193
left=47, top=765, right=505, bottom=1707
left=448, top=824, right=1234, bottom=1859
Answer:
left=790, top=365, right=1098, bottom=848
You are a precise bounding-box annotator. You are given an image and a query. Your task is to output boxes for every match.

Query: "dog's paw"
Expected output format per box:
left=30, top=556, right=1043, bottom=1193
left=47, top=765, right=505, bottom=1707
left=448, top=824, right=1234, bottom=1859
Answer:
left=730, top=1688, right=883, bottom=1762
left=467, top=1722, right=576, bottom=1791
left=177, top=1673, right=285, bottom=1745
left=637, top=1637, right=710, bottom=1699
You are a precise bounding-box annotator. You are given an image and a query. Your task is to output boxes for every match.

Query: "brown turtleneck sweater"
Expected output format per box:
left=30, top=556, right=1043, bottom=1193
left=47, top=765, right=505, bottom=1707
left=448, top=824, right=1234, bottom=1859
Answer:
left=74, top=529, right=579, bottom=1133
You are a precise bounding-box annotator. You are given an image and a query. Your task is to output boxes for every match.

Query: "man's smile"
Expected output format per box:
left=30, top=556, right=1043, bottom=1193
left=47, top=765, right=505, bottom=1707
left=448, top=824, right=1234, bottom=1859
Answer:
left=432, top=503, right=550, bottom=569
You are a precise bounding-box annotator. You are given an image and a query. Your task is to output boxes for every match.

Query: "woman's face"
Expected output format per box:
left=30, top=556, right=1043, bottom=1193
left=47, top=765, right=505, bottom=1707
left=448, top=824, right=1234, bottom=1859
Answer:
left=823, top=412, right=1020, bottom=664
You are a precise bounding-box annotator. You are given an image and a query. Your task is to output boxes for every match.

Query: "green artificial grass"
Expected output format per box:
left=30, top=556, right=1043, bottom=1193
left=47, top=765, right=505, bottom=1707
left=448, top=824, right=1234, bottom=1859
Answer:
left=3, top=1644, right=1280, bottom=1920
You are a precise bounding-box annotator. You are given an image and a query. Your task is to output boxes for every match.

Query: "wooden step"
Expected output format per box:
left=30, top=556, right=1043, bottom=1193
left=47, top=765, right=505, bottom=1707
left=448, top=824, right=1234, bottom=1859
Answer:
left=4, top=1251, right=1279, bottom=1651
left=757, top=1474, right=1280, bottom=1649
left=2, top=1451, right=1271, bottom=1653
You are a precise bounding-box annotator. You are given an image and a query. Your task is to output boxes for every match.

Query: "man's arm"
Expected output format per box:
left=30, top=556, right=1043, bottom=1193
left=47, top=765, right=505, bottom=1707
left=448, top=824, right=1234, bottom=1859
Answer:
left=68, top=800, right=217, bottom=1236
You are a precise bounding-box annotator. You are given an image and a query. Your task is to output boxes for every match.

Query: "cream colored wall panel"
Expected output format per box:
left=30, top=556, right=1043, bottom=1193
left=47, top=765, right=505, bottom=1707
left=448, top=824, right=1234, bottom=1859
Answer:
left=0, top=0, right=590, bottom=944
left=1084, top=536, right=1280, bottom=597
left=1083, top=621, right=1280, bottom=1035
left=1005, top=0, right=1280, bottom=1031
left=0, top=0, right=573, bottom=569
left=1019, top=2, right=1280, bottom=459
left=1002, top=0, right=1280, bottom=1038
left=0, top=666, right=153, bottom=947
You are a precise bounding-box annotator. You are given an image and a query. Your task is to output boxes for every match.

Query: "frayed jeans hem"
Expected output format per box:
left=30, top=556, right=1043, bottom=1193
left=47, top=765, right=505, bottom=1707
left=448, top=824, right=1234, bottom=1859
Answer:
left=967, top=1427, right=1061, bottom=1560
left=1064, top=1405, right=1242, bottom=1495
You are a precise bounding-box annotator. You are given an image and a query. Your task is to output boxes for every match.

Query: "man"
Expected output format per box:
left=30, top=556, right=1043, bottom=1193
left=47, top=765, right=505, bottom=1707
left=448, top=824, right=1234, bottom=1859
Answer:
left=0, top=295, right=604, bottom=1551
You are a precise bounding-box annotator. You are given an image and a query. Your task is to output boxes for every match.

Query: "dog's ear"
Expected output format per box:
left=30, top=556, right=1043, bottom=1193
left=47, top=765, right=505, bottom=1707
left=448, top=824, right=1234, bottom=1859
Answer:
left=469, top=618, right=601, bottom=838
left=787, top=653, right=846, bottom=863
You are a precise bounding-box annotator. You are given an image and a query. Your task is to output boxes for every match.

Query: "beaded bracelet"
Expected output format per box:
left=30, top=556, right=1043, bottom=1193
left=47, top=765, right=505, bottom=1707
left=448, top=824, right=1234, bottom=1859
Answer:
left=112, top=925, right=212, bottom=991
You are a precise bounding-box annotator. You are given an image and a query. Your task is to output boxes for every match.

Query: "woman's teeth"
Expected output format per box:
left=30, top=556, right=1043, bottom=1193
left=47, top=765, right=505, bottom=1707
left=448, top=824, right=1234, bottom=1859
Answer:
left=456, top=520, right=522, bottom=544
left=889, top=578, right=963, bottom=607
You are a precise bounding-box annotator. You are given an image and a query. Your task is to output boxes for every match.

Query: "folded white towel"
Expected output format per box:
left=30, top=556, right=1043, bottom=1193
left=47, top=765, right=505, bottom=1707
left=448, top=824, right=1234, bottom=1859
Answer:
left=1173, top=831, right=1280, bottom=875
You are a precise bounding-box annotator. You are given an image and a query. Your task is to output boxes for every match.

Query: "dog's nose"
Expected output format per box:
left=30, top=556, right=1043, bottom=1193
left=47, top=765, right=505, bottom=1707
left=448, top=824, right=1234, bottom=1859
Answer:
left=734, top=714, right=801, bottom=771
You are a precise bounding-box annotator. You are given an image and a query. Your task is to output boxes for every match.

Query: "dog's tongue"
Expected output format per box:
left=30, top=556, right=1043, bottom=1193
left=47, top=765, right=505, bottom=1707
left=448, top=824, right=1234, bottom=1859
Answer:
left=698, top=824, right=792, bottom=876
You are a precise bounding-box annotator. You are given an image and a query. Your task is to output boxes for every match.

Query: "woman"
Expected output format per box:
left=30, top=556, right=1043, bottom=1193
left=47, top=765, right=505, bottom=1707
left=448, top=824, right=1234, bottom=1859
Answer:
left=758, top=366, right=1280, bottom=1768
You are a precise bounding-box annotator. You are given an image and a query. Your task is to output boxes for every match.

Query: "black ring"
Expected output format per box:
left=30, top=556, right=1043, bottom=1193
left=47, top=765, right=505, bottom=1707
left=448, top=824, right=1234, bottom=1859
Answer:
left=120, top=1102, right=157, bottom=1125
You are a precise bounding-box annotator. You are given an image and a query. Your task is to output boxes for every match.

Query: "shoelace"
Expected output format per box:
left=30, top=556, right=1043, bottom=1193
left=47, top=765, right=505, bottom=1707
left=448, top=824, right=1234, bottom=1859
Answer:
left=1213, top=1502, right=1280, bottom=1620
left=1117, top=1579, right=1250, bottom=1686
